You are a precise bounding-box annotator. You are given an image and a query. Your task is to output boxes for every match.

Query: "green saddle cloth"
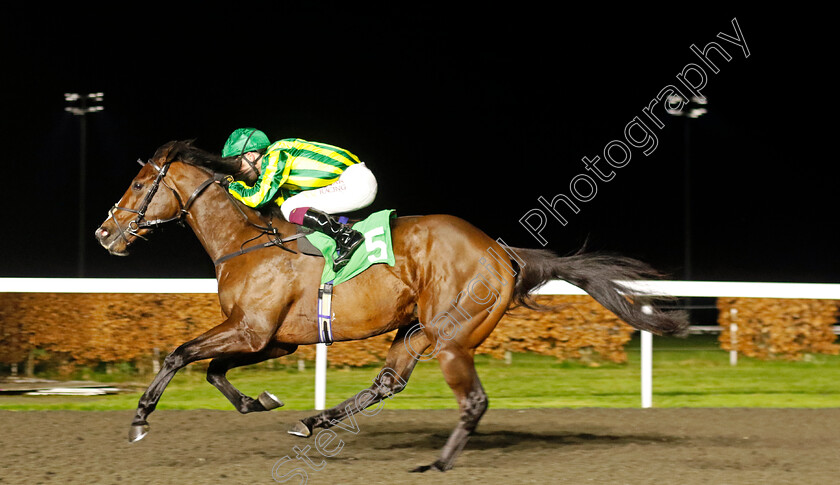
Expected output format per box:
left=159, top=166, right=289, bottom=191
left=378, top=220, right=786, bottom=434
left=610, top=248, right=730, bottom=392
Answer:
left=305, top=209, right=397, bottom=285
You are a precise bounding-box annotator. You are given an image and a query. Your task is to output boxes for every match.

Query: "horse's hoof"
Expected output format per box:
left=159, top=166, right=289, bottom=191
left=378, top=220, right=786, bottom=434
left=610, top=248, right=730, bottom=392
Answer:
left=287, top=420, right=312, bottom=438
left=128, top=423, right=150, bottom=443
left=410, top=461, right=447, bottom=473
left=258, top=391, right=284, bottom=411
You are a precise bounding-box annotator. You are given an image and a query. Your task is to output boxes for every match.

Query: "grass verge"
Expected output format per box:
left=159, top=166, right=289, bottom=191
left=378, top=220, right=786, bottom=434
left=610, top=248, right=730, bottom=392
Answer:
left=1, top=335, right=838, bottom=410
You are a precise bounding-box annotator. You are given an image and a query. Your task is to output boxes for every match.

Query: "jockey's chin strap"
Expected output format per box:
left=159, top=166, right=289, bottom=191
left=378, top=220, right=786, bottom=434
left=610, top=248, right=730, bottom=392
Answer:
left=237, top=153, right=262, bottom=180
left=235, top=130, right=263, bottom=180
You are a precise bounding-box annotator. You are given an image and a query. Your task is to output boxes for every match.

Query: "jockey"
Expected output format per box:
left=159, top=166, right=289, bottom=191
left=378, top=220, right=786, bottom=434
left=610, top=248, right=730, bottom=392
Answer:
left=221, top=128, right=378, bottom=271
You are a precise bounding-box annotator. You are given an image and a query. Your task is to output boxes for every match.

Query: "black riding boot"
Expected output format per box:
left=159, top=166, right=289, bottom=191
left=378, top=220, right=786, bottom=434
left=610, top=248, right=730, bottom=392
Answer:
left=299, top=208, right=365, bottom=272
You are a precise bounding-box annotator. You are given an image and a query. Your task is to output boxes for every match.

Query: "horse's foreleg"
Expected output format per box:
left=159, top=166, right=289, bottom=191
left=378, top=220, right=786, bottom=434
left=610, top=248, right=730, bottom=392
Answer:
left=206, top=342, right=296, bottom=414
left=129, top=349, right=185, bottom=442
left=129, top=308, right=275, bottom=442
left=412, top=346, right=488, bottom=473
left=289, top=325, right=429, bottom=437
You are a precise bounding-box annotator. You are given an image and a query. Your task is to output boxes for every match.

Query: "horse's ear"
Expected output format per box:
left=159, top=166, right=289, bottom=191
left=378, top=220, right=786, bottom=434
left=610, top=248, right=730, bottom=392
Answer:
left=151, top=140, right=178, bottom=163
left=163, top=140, right=196, bottom=164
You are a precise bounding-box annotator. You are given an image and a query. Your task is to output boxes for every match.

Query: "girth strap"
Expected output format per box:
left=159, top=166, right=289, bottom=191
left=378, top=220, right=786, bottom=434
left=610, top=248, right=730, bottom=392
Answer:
left=317, top=281, right=335, bottom=345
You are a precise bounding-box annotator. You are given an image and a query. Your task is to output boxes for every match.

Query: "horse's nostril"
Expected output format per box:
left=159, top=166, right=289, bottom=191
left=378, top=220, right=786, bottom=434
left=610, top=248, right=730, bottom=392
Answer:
left=96, top=228, right=110, bottom=238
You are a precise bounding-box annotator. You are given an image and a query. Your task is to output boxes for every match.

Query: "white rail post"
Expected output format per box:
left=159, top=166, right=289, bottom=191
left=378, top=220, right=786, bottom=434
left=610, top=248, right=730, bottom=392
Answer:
left=315, top=343, right=328, bottom=410
left=640, top=327, right=653, bottom=408
left=729, top=308, right=738, bottom=366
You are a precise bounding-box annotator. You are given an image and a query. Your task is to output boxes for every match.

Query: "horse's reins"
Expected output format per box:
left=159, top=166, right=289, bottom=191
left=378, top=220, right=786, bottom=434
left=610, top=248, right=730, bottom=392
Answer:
left=108, top=158, right=303, bottom=264
left=212, top=188, right=304, bottom=265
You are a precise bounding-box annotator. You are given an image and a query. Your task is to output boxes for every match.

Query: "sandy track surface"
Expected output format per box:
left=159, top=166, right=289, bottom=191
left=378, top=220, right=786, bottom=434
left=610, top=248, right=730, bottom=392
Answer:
left=1, top=408, right=838, bottom=484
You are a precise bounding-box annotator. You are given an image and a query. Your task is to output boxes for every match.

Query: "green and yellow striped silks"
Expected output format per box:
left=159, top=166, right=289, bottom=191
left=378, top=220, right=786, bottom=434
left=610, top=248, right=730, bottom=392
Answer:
left=227, top=138, right=361, bottom=208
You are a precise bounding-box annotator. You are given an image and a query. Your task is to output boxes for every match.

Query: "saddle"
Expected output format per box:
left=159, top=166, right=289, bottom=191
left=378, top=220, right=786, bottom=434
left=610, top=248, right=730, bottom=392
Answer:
left=295, top=227, right=323, bottom=257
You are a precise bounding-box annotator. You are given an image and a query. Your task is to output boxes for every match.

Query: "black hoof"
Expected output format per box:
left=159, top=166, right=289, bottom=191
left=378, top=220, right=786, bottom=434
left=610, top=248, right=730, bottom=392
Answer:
left=128, top=423, right=150, bottom=443
left=258, top=391, right=284, bottom=411
left=287, top=420, right=312, bottom=438
left=410, top=461, right=447, bottom=473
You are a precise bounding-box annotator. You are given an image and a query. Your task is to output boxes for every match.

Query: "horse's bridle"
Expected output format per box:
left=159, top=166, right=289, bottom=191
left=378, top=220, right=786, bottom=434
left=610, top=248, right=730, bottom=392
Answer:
left=108, top=158, right=217, bottom=244
left=107, top=157, right=302, bottom=264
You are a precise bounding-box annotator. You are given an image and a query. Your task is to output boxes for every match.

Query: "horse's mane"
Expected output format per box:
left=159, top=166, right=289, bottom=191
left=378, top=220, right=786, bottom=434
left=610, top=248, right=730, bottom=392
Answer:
left=159, top=140, right=242, bottom=175
left=159, top=139, right=275, bottom=217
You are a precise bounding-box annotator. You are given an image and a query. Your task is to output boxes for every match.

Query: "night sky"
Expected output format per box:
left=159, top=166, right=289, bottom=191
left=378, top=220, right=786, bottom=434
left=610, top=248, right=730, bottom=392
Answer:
left=1, top=8, right=835, bottom=283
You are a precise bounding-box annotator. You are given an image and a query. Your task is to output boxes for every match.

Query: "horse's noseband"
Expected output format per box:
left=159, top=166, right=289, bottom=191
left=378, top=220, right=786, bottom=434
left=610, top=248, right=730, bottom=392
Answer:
left=109, top=158, right=216, bottom=244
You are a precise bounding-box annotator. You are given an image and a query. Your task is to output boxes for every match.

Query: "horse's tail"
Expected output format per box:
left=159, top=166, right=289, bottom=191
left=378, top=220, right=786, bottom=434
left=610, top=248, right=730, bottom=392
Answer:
left=509, top=247, right=689, bottom=336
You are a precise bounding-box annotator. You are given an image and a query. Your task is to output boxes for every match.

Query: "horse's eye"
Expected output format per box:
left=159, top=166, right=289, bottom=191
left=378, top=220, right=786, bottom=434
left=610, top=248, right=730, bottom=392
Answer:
left=132, top=182, right=144, bottom=191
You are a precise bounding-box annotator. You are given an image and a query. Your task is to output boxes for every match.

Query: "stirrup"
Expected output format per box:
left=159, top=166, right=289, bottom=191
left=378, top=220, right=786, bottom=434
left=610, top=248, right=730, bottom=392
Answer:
left=298, top=208, right=363, bottom=271
left=332, top=232, right=364, bottom=271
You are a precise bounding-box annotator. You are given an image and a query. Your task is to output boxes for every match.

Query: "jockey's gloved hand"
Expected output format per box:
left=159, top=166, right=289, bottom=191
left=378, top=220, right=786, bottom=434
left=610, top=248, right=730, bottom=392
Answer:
left=216, top=174, right=234, bottom=188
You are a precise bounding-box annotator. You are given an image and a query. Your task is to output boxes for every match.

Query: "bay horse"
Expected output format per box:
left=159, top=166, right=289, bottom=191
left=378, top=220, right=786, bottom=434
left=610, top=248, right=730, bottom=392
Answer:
left=95, top=140, right=688, bottom=472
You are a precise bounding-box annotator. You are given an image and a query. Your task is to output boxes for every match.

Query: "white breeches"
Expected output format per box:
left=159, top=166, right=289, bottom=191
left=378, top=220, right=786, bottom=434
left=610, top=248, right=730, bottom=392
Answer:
left=279, top=163, right=378, bottom=219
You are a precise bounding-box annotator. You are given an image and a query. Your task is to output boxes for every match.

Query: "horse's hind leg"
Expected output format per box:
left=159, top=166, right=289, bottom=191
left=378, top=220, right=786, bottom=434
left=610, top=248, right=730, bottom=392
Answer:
left=289, top=324, right=430, bottom=437
left=206, top=341, right=297, bottom=414
left=412, top=345, right=488, bottom=472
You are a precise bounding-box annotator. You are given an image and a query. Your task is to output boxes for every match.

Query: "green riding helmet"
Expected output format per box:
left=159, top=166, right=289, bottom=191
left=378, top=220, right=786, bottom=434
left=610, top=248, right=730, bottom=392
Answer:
left=222, top=128, right=271, bottom=158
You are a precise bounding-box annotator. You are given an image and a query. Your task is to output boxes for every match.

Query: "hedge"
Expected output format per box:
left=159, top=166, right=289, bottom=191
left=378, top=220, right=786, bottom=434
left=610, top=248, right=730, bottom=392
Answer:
left=2, top=293, right=837, bottom=374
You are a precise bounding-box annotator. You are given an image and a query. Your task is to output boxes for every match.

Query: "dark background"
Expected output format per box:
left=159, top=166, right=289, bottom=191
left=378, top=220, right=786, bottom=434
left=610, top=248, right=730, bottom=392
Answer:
left=1, top=7, right=835, bottom=283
